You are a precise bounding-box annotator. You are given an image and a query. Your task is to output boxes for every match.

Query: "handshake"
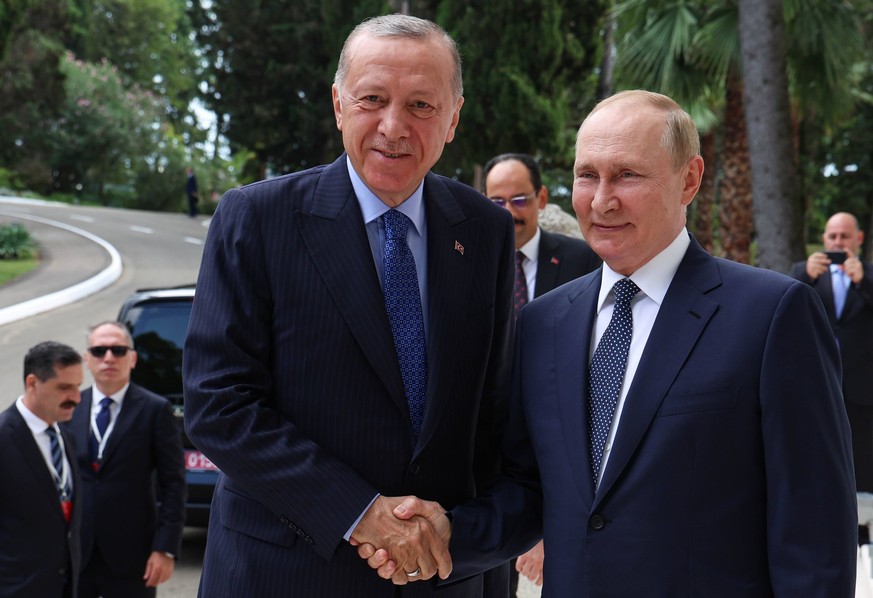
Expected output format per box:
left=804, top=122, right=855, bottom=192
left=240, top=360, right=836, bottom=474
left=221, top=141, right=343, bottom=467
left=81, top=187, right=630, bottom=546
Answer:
left=350, top=495, right=452, bottom=586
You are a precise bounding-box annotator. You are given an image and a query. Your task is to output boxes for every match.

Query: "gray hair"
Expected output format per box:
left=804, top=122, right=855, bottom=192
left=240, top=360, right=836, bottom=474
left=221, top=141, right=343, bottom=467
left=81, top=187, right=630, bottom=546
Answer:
left=88, top=320, right=135, bottom=348
left=584, top=90, right=700, bottom=171
left=334, top=14, right=463, bottom=100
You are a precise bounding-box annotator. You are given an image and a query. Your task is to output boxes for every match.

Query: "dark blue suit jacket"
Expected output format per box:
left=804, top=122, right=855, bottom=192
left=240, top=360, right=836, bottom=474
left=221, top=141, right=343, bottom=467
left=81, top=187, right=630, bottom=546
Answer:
left=183, top=155, right=515, bottom=596
left=533, top=229, right=600, bottom=298
left=450, top=237, right=857, bottom=597
left=0, top=405, right=82, bottom=598
left=64, top=384, right=186, bottom=577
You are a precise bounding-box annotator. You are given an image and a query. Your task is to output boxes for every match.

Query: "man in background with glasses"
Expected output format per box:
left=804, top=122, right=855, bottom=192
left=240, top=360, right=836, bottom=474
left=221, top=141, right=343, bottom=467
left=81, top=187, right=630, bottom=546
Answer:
left=485, top=153, right=600, bottom=322
left=483, top=153, right=600, bottom=595
left=64, top=321, right=186, bottom=598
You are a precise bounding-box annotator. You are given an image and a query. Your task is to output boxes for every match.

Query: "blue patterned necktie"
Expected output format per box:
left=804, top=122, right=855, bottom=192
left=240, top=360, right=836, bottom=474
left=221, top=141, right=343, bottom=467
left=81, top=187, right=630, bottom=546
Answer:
left=90, top=397, right=113, bottom=463
left=46, top=426, right=71, bottom=499
left=382, top=210, right=427, bottom=438
left=587, top=278, right=640, bottom=483
left=513, top=251, right=528, bottom=321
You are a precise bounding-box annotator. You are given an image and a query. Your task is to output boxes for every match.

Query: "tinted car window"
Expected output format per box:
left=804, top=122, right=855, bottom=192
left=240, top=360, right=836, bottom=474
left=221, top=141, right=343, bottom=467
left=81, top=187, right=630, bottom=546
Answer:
left=122, top=300, right=190, bottom=413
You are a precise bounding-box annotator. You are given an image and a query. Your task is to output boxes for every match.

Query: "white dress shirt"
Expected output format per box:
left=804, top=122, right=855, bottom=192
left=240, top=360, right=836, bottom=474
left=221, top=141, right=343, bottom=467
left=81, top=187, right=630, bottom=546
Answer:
left=15, top=396, right=73, bottom=494
left=591, top=229, right=690, bottom=486
left=516, top=228, right=542, bottom=302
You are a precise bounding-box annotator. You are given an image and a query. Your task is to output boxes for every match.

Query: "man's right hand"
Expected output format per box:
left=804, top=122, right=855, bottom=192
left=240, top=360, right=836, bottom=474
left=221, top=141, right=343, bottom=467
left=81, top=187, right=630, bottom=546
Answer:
left=350, top=496, right=452, bottom=585
left=806, top=251, right=831, bottom=280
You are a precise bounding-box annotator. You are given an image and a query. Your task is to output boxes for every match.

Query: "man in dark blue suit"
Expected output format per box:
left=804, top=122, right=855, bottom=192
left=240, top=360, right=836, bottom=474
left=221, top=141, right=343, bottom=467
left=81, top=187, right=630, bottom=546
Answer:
left=0, top=341, right=84, bottom=598
left=374, top=90, right=858, bottom=596
left=483, top=152, right=600, bottom=592
left=65, top=322, right=186, bottom=598
left=182, top=13, right=515, bottom=597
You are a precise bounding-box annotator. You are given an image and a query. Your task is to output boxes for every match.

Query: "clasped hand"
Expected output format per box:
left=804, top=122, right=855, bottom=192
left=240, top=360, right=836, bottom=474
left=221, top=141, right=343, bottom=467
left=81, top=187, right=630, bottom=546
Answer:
left=351, top=496, right=450, bottom=585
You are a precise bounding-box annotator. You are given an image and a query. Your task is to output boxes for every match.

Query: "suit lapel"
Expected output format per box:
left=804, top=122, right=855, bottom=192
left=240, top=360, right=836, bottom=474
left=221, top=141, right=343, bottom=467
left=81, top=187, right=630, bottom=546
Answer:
left=416, top=173, right=480, bottom=448
left=816, top=270, right=838, bottom=320
left=296, top=157, right=408, bottom=418
left=100, top=386, right=145, bottom=466
left=71, top=390, right=93, bottom=462
left=6, top=408, right=68, bottom=521
left=534, top=230, right=560, bottom=298
left=595, top=241, right=721, bottom=504
left=552, top=272, right=601, bottom=504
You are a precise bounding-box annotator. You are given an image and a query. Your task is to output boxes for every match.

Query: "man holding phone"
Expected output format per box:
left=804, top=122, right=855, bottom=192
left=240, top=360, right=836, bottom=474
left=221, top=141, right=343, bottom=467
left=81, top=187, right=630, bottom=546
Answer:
left=790, top=211, right=873, bottom=543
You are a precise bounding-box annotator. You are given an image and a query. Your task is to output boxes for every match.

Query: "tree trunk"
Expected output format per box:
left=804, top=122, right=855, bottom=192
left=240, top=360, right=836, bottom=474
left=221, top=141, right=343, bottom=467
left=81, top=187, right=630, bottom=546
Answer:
left=737, top=0, right=804, bottom=273
left=596, top=3, right=617, bottom=101
left=717, top=77, right=753, bottom=264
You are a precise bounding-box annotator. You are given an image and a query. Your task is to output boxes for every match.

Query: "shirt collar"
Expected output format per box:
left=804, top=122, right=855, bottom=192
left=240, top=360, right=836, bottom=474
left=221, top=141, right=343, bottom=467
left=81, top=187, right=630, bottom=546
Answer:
left=597, top=228, right=690, bottom=312
left=93, top=383, right=129, bottom=408
left=518, top=227, right=542, bottom=263
left=15, top=395, right=56, bottom=435
left=346, top=156, right=425, bottom=236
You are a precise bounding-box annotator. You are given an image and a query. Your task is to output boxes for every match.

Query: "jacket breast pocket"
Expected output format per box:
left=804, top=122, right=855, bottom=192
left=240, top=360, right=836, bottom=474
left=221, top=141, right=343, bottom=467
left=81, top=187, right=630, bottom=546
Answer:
left=657, top=388, right=738, bottom=417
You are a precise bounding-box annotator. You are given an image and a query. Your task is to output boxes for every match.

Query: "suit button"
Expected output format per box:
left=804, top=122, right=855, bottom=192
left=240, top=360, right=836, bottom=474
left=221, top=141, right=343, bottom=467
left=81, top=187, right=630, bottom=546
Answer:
left=280, top=516, right=290, bottom=525
left=408, top=463, right=420, bottom=475
left=589, top=514, right=606, bottom=530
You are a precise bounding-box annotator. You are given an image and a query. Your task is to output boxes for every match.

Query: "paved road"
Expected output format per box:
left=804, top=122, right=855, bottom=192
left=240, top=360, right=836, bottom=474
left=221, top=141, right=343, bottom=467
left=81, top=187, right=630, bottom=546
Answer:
left=0, top=196, right=208, bottom=596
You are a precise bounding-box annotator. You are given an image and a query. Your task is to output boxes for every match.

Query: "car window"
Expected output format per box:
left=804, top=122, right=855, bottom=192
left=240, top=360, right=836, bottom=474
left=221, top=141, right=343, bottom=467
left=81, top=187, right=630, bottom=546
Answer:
left=122, top=299, right=191, bottom=413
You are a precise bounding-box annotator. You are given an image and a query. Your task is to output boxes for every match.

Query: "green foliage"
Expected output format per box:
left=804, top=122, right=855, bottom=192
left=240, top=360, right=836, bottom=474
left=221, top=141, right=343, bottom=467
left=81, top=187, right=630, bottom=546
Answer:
left=0, top=257, right=39, bottom=284
left=0, top=168, right=23, bottom=191
left=436, top=0, right=607, bottom=182
left=50, top=52, right=163, bottom=202
left=0, top=0, right=70, bottom=189
left=0, top=223, right=37, bottom=259
left=194, top=0, right=389, bottom=177
left=67, top=0, right=200, bottom=125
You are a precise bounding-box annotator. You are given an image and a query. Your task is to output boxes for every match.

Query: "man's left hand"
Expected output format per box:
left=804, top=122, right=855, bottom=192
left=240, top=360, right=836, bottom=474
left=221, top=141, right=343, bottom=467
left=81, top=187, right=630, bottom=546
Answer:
left=143, top=551, right=175, bottom=587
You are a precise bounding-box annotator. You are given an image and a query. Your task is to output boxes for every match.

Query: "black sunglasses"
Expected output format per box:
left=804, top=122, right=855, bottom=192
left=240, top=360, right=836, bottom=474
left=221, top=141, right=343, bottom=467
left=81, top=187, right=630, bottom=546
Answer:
left=87, top=346, right=133, bottom=358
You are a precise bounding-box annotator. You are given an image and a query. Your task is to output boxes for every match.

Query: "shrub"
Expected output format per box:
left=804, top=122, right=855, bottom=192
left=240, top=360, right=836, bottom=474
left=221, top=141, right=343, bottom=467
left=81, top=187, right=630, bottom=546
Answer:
left=0, top=223, right=38, bottom=259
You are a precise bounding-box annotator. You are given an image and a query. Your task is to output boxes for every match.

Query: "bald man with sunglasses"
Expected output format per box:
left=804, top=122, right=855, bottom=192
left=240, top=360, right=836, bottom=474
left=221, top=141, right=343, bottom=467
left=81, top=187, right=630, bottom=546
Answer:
left=63, top=321, right=186, bottom=598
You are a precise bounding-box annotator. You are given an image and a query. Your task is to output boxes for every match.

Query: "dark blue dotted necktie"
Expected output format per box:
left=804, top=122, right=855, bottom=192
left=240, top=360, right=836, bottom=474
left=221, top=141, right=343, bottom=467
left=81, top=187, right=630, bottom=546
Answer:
left=382, top=210, right=427, bottom=438
left=587, top=278, right=640, bottom=483
left=89, top=397, right=113, bottom=463
left=46, top=426, right=71, bottom=498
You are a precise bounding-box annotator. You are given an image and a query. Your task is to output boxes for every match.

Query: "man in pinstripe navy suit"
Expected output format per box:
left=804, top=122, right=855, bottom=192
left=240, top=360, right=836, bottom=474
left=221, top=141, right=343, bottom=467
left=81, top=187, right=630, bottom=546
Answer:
left=183, top=13, right=515, bottom=597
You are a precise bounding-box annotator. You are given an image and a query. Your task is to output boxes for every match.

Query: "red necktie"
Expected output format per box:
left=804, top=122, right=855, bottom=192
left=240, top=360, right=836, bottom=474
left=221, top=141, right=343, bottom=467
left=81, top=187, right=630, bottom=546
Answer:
left=514, top=251, right=528, bottom=321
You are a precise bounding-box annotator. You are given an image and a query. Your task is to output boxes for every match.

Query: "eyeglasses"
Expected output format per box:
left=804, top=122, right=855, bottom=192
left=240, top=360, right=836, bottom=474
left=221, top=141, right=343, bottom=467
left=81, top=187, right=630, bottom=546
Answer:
left=489, top=192, right=536, bottom=209
left=87, top=346, right=133, bottom=358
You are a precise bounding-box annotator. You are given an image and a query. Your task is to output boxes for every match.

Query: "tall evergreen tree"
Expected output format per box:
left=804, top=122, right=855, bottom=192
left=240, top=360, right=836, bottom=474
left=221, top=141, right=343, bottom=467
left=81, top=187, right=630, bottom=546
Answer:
left=434, top=0, right=607, bottom=186
left=194, top=0, right=388, bottom=179
left=612, top=0, right=862, bottom=266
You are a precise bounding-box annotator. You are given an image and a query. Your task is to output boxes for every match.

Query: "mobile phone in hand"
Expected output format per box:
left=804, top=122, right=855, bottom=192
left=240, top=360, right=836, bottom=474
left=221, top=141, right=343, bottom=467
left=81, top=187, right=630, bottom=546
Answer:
left=825, top=251, right=847, bottom=265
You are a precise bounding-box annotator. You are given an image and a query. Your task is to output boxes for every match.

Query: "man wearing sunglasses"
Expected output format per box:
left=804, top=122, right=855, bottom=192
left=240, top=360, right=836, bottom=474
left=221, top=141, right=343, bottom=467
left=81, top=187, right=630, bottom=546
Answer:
left=63, top=322, right=186, bottom=598
left=484, top=153, right=601, bottom=322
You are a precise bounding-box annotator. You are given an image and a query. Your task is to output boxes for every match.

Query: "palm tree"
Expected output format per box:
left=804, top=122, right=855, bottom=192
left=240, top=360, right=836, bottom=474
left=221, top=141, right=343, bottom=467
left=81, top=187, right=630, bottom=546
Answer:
left=611, top=0, right=862, bottom=266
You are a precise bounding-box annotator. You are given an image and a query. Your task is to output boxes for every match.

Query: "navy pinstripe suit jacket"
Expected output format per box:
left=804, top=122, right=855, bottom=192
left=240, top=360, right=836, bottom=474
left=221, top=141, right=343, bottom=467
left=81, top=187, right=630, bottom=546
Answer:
left=183, top=155, right=515, bottom=597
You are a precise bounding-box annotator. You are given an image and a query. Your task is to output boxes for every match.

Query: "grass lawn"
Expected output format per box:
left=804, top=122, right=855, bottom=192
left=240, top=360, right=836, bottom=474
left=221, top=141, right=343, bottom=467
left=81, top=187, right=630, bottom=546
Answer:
left=0, top=258, right=39, bottom=286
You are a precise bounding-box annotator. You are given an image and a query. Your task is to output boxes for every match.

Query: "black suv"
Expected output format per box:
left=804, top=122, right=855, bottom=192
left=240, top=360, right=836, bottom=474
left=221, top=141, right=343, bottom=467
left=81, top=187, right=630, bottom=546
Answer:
left=117, top=285, right=217, bottom=526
